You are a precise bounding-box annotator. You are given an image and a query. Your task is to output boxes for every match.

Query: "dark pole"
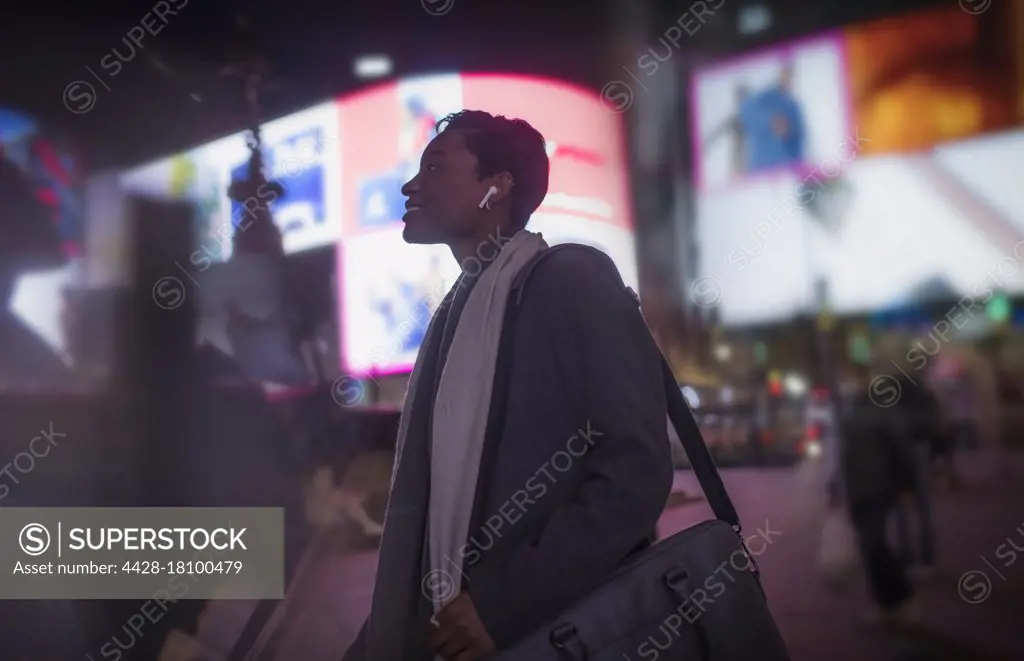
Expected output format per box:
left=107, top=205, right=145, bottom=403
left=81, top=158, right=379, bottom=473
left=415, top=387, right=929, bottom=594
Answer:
left=128, top=196, right=198, bottom=507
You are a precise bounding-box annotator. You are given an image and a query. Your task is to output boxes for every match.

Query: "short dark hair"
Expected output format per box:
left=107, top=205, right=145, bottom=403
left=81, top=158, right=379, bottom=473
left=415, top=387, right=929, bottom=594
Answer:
left=436, top=110, right=549, bottom=231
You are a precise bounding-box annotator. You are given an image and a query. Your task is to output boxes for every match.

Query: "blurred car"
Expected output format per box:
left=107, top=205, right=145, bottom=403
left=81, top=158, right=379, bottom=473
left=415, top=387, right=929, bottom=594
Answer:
left=671, top=398, right=805, bottom=468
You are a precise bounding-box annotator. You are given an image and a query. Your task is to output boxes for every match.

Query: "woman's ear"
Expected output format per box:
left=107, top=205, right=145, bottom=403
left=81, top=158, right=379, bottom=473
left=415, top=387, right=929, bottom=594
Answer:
left=488, top=172, right=515, bottom=204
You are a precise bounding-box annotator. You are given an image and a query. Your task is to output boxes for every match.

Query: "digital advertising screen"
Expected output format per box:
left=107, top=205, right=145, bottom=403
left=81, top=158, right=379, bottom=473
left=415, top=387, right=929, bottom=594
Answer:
left=689, top=4, right=1024, bottom=325
left=339, top=73, right=637, bottom=374
left=341, top=228, right=463, bottom=373
left=119, top=102, right=342, bottom=264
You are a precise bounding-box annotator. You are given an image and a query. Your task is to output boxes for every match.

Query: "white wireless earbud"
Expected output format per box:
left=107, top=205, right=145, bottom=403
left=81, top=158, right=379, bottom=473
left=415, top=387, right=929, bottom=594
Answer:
left=479, top=185, right=499, bottom=209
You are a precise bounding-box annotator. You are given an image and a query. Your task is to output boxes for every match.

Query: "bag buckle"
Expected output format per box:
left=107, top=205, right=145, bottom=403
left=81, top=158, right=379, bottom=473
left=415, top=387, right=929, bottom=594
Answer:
left=663, top=567, right=689, bottom=591
left=549, top=622, right=587, bottom=660
left=549, top=622, right=578, bottom=648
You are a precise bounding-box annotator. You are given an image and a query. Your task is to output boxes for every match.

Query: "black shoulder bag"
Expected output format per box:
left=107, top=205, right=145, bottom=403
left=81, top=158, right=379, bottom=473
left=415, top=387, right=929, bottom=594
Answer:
left=486, top=244, right=791, bottom=661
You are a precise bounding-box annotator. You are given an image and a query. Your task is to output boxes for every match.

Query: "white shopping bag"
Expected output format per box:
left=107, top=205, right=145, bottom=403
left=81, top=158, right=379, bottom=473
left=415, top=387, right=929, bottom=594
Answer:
left=819, top=509, right=861, bottom=590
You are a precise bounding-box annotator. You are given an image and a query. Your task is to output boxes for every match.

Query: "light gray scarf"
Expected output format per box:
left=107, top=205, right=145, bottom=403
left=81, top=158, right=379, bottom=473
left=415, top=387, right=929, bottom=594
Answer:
left=407, top=231, right=547, bottom=611
left=366, top=230, right=547, bottom=660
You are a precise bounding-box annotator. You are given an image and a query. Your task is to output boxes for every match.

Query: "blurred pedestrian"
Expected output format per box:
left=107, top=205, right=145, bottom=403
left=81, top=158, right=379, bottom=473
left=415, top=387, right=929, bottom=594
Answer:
left=948, top=375, right=978, bottom=451
left=806, top=385, right=841, bottom=507
left=928, top=400, right=959, bottom=492
left=891, top=373, right=941, bottom=572
left=839, top=365, right=919, bottom=623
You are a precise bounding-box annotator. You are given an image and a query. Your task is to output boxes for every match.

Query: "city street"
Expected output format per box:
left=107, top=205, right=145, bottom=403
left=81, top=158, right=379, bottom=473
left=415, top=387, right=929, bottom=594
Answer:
left=677, top=452, right=1024, bottom=661
left=200, top=449, right=1024, bottom=661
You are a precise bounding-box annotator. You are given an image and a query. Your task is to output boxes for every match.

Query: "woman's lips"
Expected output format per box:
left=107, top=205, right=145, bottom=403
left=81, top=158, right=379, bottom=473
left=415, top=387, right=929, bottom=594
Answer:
left=402, top=205, right=423, bottom=221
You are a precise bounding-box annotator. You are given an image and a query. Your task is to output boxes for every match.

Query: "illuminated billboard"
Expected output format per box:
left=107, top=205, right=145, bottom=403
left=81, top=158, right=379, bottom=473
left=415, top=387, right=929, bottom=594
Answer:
left=119, top=102, right=342, bottom=264
left=689, top=5, right=1024, bottom=324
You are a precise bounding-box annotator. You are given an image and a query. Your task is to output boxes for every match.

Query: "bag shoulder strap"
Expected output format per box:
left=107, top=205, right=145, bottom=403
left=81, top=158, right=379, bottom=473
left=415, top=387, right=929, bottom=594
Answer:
left=511, top=244, right=741, bottom=529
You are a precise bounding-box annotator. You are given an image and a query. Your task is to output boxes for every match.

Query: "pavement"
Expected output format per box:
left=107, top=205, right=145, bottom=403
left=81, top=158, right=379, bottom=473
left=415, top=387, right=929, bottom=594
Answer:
left=194, top=448, right=1024, bottom=661
left=666, top=450, right=1024, bottom=661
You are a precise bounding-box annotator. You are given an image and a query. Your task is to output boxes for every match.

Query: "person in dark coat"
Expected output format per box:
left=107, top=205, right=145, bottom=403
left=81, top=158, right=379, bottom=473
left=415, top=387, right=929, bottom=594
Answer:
left=890, top=372, right=942, bottom=571
left=840, top=365, right=919, bottom=621
left=343, top=111, right=673, bottom=661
